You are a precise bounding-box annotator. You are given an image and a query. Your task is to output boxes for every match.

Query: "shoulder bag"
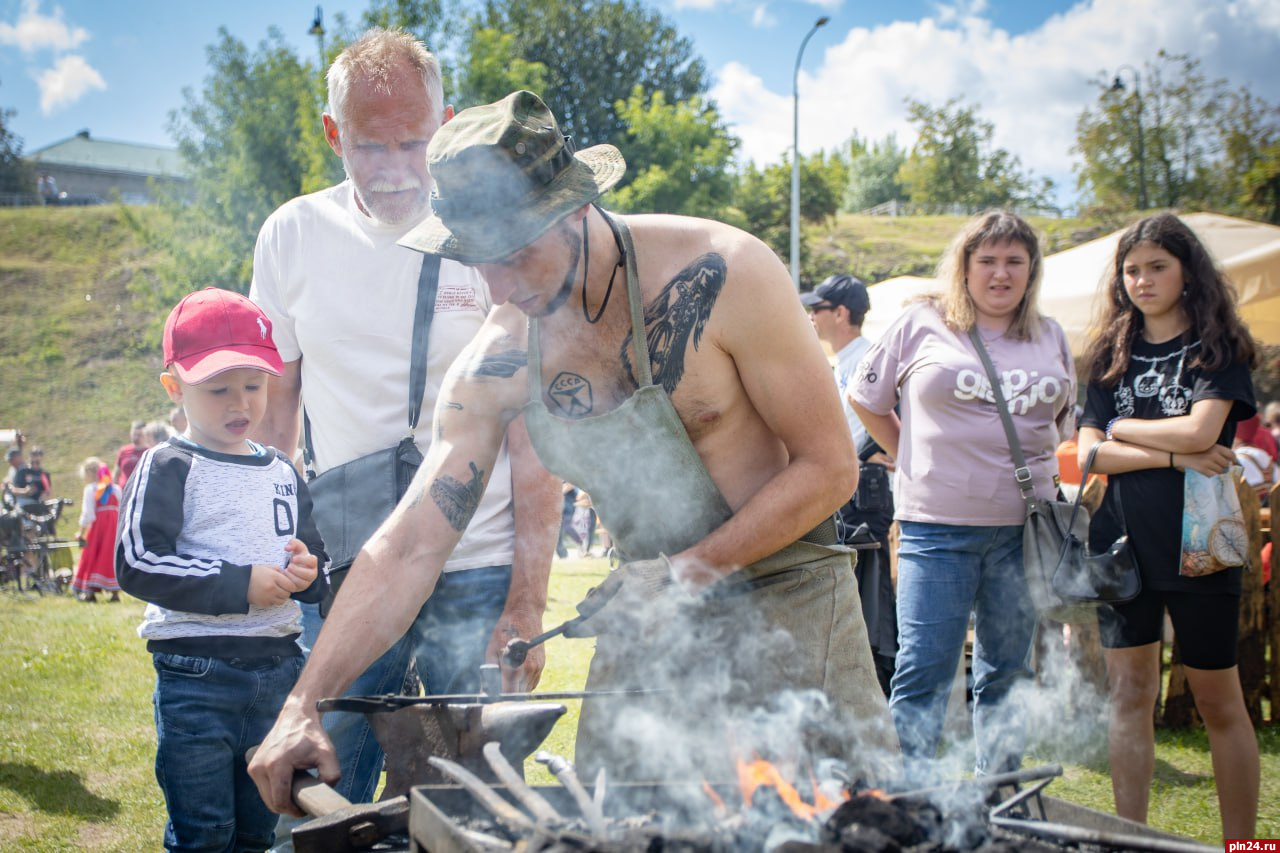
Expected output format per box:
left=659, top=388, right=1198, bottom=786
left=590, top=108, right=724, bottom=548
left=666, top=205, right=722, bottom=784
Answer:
left=306, top=255, right=440, bottom=614
left=968, top=329, right=1140, bottom=623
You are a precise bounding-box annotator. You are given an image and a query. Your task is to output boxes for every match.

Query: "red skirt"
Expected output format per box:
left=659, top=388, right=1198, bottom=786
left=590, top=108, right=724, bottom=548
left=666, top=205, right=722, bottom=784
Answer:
left=73, top=505, right=120, bottom=593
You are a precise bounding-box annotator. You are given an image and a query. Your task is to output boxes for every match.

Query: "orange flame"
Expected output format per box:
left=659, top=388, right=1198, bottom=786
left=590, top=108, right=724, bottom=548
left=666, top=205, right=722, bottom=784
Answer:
left=735, top=758, right=846, bottom=821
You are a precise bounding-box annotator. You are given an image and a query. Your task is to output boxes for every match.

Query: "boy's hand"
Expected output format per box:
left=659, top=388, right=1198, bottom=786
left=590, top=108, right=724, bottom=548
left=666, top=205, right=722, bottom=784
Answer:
left=280, top=538, right=318, bottom=593
left=247, top=564, right=295, bottom=608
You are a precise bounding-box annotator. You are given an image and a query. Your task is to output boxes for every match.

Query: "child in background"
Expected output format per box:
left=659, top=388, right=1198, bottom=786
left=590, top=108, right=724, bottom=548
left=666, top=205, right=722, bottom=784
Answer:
left=116, top=287, right=328, bottom=852
left=72, top=458, right=120, bottom=602
left=1077, top=213, right=1259, bottom=839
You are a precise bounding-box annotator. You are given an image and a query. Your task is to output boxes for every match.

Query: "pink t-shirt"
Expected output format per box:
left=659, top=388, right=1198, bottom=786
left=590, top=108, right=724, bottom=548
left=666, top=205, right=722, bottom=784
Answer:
left=850, top=301, right=1076, bottom=525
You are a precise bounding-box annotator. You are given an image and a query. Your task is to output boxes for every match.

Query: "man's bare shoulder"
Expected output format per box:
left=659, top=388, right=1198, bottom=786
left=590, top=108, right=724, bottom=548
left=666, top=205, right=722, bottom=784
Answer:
left=439, top=305, right=530, bottom=419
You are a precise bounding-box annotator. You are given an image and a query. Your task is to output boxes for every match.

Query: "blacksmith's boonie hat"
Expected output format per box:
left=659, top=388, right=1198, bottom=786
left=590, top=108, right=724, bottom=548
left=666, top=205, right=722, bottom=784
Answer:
left=163, top=287, right=284, bottom=384
left=399, top=90, right=626, bottom=263
left=801, top=274, right=871, bottom=316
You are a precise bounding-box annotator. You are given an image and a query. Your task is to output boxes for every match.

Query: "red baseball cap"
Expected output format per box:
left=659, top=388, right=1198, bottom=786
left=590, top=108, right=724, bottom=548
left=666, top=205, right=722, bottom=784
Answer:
left=163, top=287, right=284, bottom=384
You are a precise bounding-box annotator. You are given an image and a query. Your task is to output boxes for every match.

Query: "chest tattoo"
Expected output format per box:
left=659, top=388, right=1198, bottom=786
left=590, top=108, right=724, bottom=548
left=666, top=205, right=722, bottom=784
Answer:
left=620, top=253, right=726, bottom=395
left=467, top=349, right=528, bottom=378
left=548, top=371, right=594, bottom=417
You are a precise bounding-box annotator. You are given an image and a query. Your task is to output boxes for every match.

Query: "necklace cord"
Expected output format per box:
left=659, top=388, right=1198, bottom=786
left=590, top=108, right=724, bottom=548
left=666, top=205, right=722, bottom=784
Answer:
left=581, top=207, right=625, bottom=325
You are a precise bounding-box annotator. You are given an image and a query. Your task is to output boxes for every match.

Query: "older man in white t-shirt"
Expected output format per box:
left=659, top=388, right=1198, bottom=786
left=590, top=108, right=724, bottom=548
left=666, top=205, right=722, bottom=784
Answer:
left=248, top=30, right=559, bottom=838
left=804, top=274, right=897, bottom=693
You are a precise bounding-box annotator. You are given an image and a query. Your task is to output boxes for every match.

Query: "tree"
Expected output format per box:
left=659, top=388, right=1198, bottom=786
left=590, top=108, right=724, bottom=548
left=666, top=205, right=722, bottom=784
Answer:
left=898, top=97, right=1052, bottom=212
left=452, top=27, right=549, bottom=108
left=467, top=0, right=707, bottom=152
left=1074, top=51, right=1280, bottom=219
left=606, top=87, right=739, bottom=218
left=134, top=28, right=330, bottom=312
left=734, top=152, right=843, bottom=283
left=0, top=94, right=34, bottom=196
left=843, top=133, right=905, bottom=212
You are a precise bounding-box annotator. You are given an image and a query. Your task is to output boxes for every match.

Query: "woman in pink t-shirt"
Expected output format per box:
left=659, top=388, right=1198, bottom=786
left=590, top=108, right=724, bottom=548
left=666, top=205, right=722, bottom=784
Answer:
left=851, top=210, right=1075, bottom=783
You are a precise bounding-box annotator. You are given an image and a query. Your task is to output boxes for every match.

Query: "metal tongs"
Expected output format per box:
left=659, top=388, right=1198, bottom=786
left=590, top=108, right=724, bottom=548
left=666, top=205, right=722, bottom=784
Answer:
left=502, top=566, right=629, bottom=666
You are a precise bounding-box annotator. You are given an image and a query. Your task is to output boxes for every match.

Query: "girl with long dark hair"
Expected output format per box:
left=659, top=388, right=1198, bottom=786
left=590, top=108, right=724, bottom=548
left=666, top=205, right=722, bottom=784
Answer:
left=1078, top=212, right=1259, bottom=838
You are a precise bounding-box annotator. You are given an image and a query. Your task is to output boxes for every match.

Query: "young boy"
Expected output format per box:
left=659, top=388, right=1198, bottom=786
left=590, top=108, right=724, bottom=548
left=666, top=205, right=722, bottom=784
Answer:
left=117, top=287, right=328, bottom=852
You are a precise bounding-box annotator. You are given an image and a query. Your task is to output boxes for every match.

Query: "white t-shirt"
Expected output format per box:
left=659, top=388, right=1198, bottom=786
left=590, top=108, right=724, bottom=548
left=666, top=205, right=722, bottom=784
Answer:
left=250, top=181, right=515, bottom=572
left=851, top=301, right=1075, bottom=526
left=833, top=335, right=873, bottom=448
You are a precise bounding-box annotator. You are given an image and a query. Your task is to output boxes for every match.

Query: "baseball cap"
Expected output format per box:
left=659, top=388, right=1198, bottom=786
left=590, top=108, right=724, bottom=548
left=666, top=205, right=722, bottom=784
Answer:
left=800, top=274, right=871, bottom=317
left=163, top=288, right=284, bottom=384
left=400, top=90, right=626, bottom=263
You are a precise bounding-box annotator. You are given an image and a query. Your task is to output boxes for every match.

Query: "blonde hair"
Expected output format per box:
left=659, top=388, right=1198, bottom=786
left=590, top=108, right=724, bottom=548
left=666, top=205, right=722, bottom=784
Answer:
left=930, top=209, right=1045, bottom=341
left=327, top=28, right=443, bottom=125
left=81, top=457, right=104, bottom=482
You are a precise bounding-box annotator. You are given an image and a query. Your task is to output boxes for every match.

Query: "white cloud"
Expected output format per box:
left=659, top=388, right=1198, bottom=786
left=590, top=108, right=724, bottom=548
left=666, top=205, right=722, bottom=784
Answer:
left=0, top=0, right=89, bottom=53
left=751, top=5, right=777, bottom=28
left=37, top=54, right=106, bottom=115
left=711, top=0, right=1280, bottom=207
left=672, top=0, right=724, bottom=9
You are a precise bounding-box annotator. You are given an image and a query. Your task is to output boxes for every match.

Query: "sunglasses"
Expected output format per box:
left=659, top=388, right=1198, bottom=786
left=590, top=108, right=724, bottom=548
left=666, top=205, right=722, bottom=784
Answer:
left=811, top=303, right=837, bottom=313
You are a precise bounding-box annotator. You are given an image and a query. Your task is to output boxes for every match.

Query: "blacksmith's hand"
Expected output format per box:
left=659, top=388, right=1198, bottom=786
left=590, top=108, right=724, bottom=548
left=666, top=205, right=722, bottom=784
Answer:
left=568, top=555, right=678, bottom=636
left=247, top=696, right=341, bottom=817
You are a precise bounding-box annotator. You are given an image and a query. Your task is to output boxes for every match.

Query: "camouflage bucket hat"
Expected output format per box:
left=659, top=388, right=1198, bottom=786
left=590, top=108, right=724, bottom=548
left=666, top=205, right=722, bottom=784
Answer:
left=400, top=90, right=626, bottom=263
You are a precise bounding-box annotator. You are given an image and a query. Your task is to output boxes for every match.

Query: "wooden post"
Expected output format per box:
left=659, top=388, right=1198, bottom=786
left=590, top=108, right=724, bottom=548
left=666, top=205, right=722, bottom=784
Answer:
left=1235, top=476, right=1266, bottom=726
left=1268, top=482, right=1279, bottom=723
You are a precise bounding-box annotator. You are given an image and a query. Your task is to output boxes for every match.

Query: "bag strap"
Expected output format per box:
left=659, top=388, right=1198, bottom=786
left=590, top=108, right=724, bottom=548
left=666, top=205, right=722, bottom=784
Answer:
left=967, top=328, right=1035, bottom=507
left=303, top=254, right=441, bottom=474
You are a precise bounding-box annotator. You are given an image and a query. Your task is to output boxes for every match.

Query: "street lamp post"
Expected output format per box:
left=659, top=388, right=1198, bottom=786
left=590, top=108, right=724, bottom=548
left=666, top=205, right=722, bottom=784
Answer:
left=1110, top=64, right=1147, bottom=211
left=790, top=16, right=829, bottom=290
left=308, top=6, right=326, bottom=70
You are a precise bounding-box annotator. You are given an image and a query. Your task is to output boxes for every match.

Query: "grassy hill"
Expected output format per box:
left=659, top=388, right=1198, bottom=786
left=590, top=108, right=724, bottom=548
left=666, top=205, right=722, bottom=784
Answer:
left=0, top=206, right=172, bottom=504
left=0, top=204, right=1096, bottom=507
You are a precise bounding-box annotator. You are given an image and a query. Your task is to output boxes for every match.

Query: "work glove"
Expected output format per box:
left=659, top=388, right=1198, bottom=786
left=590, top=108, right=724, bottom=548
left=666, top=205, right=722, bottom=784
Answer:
left=565, top=555, right=677, bottom=638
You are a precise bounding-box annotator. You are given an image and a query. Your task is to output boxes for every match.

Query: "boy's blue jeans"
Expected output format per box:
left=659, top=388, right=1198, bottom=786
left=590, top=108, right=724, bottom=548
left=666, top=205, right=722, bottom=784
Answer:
left=888, top=521, right=1036, bottom=782
left=153, top=651, right=303, bottom=853
left=271, top=564, right=511, bottom=852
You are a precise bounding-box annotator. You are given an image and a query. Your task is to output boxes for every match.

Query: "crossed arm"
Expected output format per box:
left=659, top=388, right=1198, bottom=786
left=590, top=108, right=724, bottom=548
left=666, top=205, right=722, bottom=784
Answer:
left=1079, top=398, right=1237, bottom=477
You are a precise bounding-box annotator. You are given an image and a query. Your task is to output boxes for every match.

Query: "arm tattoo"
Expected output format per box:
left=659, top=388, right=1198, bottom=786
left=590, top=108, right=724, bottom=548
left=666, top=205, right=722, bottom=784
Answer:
left=620, top=253, right=726, bottom=395
left=468, top=349, right=528, bottom=378
left=548, top=371, right=594, bottom=417
left=429, top=462, right=486, bottom=532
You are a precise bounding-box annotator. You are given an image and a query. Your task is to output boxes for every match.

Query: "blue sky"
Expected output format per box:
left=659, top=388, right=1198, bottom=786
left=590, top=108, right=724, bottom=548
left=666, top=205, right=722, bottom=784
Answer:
left=3, top=0, right=1279, bottom=209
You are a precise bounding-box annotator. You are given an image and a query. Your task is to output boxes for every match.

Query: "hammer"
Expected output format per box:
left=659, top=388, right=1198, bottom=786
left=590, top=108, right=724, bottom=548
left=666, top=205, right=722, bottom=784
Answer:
left=246, top=747, right=408, bottom=853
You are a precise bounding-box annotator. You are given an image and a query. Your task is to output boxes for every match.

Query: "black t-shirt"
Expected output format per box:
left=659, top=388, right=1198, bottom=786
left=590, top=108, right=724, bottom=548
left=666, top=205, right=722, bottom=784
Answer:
left=13, top=467, right=50, bottom=502
left=1081, top=337, right=1256, bottom=594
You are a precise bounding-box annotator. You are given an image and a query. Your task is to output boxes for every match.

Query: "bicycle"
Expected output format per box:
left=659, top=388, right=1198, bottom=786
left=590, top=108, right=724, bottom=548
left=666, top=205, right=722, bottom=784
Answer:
left=1, top=497, right=74, bottom=596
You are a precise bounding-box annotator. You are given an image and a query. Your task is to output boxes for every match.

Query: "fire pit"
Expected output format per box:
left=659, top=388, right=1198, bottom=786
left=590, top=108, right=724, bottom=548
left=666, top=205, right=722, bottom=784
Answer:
left=402, top=756, right=1218, bottom=853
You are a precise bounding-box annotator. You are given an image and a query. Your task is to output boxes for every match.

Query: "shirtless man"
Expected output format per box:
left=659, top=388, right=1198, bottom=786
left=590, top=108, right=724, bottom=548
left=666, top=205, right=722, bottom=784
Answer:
left=250, top=91, right=898, bottom=813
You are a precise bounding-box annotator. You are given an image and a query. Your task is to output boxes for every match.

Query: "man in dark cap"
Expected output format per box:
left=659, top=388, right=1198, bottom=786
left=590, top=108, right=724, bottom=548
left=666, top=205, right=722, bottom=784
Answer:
left=804, top=274, right=897, bottom=694
left=251, top=91, right=899, bottom=812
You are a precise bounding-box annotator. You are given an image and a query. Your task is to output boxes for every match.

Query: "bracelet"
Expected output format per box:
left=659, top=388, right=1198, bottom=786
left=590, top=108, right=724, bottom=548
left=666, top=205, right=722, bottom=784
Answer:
left=1105, top=417, right=1123, bottom=440
left=1169, top=451, right=1176, bottom=469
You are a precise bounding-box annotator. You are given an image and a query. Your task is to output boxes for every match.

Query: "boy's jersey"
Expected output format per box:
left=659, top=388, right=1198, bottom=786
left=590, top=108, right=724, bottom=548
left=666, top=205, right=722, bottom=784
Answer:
left=116, top=436, right=328, bottom=656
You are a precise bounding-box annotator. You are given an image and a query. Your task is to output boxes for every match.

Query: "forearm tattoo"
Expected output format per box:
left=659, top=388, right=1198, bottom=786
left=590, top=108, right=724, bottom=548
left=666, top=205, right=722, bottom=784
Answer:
left=429, top=462, right=486, bottom=532
left=467, top=349, right=528, bottom=378
left=621, top=253, right=726, bottom=395
left=547, top=371, right=594, bottom=417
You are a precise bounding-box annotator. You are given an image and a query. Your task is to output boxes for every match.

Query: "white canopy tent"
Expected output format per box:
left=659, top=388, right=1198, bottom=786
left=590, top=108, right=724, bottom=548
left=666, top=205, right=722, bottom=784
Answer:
left=861, top=212, right=1280, bottom=354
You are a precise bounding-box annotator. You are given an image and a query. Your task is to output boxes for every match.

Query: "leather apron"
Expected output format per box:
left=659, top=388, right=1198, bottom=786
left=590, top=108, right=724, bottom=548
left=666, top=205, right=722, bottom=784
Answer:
left=522, top=215, right=900, bottom=783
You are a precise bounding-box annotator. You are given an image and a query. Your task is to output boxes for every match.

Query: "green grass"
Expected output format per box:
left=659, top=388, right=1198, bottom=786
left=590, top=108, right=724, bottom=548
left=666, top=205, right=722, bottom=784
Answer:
left=3, top=555, right=1276, bottom=850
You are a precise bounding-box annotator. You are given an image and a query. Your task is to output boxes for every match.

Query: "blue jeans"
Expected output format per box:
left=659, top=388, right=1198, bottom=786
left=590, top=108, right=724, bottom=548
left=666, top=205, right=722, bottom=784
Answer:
left=153, top=652, right=303, bottom=852
left=271, top=565, right=511, bottom=852
left=889, top=522, right=1036, bottom=782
